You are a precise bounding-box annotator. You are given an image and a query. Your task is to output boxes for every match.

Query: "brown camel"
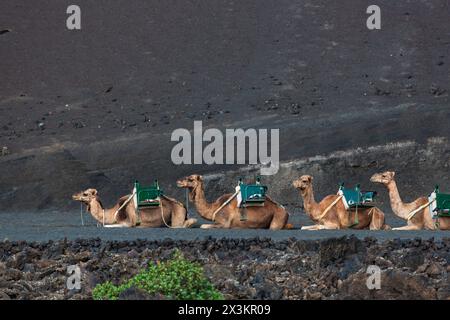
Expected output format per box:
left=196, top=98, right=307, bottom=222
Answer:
left=72, top=188, right=197, bottom=228
left=292, top=175, right=389, bottom=230
left=176, top=175, right=292, bottom=229
left=370, top=171, right=450, bottom=230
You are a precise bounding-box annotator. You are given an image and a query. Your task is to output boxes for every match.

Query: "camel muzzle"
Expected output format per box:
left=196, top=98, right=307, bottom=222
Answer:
left=176, top=181, right=185, bottom=187
left=72, top=194, right=83, bottom=201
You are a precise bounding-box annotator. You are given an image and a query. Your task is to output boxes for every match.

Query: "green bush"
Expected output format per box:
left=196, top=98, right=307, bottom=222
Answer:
left=92, top=250, right=223, bottom=300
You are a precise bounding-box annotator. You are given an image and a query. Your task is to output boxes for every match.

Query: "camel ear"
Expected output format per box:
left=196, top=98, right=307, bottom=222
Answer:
left=390, top=171, right=395, bottom=178
left=90, top=189, right=98, bottom=196
left=308, top=176, right=313, bottom=182
left=196, top=175, right=203, bottom=182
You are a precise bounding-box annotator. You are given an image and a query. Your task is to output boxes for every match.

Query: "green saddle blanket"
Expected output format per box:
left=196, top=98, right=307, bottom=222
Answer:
left=431, top=186, right=450, bottom=217
left=238, top=177, right=267, bottom=207
left=339, top=184, right=377, bottom=209
left=134, top=180, right=162, bottom=208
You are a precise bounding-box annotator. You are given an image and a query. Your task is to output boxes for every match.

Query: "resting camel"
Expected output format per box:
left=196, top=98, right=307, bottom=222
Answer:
left=176, top=175, right=292, bottom=229
left=72, top=188, right=197, bottom=228
left=370, top=171, right=450, bottom=230
left=292, top=175, right=389, bottom=230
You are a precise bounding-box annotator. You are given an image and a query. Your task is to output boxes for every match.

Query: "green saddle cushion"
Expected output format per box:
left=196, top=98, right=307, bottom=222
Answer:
left=341, top=187, right=376, bottom=208
left=435, top=192, right=450, bottom=217
left=239, top=183, right=267, bottom=204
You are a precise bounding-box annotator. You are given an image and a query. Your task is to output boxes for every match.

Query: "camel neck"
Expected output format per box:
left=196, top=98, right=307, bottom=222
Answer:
left=301, top=187, right=320, bottom=220
left=386, top=180, right=405, bottom=216
left=192, top=185, right=214, bottom=221
left=88, top=198, right=113, bottom=224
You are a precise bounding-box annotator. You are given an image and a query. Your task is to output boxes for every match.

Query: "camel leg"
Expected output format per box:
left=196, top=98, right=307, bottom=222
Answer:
left=301, top=225, right=320, bottom=230
left=368, top=207, right=386, bottom=230
left=200, top=223, right=226, bottom=229
left=392, top=224, right=421, bottom=231
left=103, top=224, right=129, bottom=228
left=269, top=208, right=290, bottom=230
left=302, top=223, right=340, bottom=230
left=301, top=224, right=328, bottom=230
left=170, top=205, right=189, bottom=227
left=183, top=218, right=197, bottom=228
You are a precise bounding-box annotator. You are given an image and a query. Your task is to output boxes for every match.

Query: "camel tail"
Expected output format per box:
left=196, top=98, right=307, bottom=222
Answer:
left=284, top=223, right=294, bottom=230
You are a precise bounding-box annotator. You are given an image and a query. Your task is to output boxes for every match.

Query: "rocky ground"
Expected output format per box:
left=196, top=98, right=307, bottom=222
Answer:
left=0, top=236, right=448, bottom=300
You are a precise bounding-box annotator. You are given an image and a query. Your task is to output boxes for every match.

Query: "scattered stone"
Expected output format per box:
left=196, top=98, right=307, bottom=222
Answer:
left=1, top=146, right=9, bottom=156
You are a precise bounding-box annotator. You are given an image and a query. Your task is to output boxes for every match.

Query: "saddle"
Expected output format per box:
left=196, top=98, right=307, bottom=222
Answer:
left=237, top=177, right=268, bottom=221
left=134, top=180, right=162, bottom=208
left=430, top=186, right=450, bottom=218
left=133, top=180, right=163, bottom=225
left=338, top=183, right=377, bottom=228
left=338, top=183, right=377, bottom=209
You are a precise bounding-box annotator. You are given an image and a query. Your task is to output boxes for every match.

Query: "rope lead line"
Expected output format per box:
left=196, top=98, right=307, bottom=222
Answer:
left=211, top=186, right=241, bottom=222
left=185, top=188, right=189, bottom=217
left=407, top=199, right=435, bottom=220
left=317, top=194, right=343, bottom=221
left=80, top=203, right=84, bottom=226
left=160, top=200, right=176, bottom=228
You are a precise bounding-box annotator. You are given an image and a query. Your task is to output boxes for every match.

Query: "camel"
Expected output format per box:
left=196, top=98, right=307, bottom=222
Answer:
left=370, top=171, right=450, bottom=230
left=176, top=175, right=292, bottom=229
left=292, top=175, right=389, bottom=230
left=72, top=188, right=197, bottom=228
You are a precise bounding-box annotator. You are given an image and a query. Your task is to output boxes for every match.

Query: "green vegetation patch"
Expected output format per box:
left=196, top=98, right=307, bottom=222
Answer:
left=92, top=250, right=223, bottom=300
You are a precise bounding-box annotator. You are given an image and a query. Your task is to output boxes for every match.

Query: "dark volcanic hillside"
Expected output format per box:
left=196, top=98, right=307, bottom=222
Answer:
left=0, top=0, right=449, bottom=214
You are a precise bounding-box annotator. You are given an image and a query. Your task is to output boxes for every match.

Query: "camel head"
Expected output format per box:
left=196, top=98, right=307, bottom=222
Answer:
left=370, top=171, right=395, bottom=185
left=72, top=188, right=99, bottom=205
left=292, top=175, right=313, bottom=194
left=177, top=174, right=203, bottom=201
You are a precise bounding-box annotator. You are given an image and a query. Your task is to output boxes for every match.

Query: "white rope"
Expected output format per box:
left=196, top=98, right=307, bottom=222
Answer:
left=211, top=186, right=240, bottom=222
left=185, top=188, right=190, bottom=217
left=80, top=203, right=85, bottom=226
left=407, top=199, right=435, bottom=220
left=317, top=194, right=343, bottom=221
left=160, top=200, right=177, bottom=228
left=110, top=191, right=136, bottom=226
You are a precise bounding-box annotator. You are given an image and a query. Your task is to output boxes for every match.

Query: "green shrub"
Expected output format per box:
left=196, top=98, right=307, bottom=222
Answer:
left=92, top=250, right=223, bottom=300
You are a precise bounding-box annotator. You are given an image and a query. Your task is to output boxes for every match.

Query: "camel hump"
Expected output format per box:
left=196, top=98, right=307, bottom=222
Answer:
left=118, top=194, right=132, bottom=205
left=265, top=195, right=286, bottom=209
left=161, top=194, right=185, bottom=208
left=417, top=196, right=429, bottom=205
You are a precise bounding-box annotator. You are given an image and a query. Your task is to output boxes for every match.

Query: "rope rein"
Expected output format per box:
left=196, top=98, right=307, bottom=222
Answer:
left=317, top=194, right=343, bottom=221
left=407, top=199, right=435, bottom=220
left=211, top=186, right=241, bottom=222
left=159, top=199, right=177, bottom=229
left=185, top=188, right=189, bottom=217
left=80, top=203, right=85, bottom=226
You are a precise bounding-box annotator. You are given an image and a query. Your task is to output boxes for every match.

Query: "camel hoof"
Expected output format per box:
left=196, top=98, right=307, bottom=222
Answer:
left=184, top=218, right=197, bottom=228
left=200, top=224, right=214, bottom=229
